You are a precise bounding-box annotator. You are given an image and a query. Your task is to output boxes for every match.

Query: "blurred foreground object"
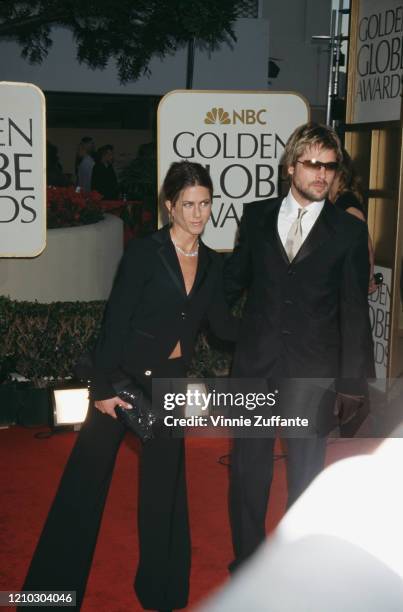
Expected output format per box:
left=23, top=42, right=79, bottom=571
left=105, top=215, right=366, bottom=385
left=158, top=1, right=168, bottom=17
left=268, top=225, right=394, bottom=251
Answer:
left=198, top=430, right=403, bottom=612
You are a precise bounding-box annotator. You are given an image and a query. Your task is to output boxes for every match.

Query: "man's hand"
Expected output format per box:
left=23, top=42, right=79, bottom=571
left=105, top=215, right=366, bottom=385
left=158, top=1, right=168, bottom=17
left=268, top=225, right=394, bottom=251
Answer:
left=94, top=396, right=132, bottom=419
left=334, top=393, right=364, bottom=425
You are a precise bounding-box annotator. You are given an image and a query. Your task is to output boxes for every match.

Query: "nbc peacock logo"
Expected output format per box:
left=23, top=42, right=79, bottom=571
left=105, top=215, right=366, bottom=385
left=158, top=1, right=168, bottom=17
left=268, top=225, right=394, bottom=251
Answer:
left=204, top=107, right=231, bottom=125
left=203, top=106, right=268, bottom=125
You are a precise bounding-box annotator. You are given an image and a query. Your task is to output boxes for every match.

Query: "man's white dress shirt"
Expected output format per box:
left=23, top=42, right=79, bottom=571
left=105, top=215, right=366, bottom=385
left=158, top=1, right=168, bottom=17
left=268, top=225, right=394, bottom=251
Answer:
left=277, top=191, right=325, bottom=249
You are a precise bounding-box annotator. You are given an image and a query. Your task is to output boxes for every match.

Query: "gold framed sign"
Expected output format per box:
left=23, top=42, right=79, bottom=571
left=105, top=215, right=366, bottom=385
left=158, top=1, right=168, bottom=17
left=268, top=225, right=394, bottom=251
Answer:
left=348, top=0, right=403, bottom=124
left=0, top=82, right=46, bottom=257
left=158, top=90, right=309, bottom=251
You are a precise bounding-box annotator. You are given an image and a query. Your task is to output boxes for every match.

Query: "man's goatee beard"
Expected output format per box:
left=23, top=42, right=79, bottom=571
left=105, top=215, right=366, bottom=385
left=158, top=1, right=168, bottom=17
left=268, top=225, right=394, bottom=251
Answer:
left=294, top=183, right=329, bottom=203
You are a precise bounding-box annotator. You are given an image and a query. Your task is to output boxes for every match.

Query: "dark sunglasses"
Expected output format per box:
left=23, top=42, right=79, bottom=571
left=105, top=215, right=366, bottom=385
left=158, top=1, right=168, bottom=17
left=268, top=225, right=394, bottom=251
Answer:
left=296, top=160, right=339, bottom=172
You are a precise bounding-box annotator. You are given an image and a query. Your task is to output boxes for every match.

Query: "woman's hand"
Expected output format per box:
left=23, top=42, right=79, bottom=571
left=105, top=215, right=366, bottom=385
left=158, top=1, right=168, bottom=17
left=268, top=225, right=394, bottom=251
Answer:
left=94, top=396, right=132, bottom=419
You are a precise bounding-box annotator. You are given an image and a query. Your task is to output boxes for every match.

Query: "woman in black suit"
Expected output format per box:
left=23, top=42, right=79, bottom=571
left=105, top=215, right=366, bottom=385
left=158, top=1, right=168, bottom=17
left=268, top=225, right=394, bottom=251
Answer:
left=21, top=162, right=237, bottom=612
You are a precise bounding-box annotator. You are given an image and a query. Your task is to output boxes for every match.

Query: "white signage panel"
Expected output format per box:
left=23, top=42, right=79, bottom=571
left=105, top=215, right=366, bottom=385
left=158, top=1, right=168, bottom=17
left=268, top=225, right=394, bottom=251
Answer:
left=0, top=82, right=46, bottom=257
left=158, top=90, right=309, bottom=250
left=353, top=0, right=403, bottom=123
left=368, top=265, right=392, bottom=386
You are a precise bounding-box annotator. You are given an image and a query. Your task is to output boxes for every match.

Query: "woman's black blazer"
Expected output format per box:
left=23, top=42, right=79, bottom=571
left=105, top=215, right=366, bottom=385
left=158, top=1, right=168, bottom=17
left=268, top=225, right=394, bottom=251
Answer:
left=91, top=225, right=237, bottom=400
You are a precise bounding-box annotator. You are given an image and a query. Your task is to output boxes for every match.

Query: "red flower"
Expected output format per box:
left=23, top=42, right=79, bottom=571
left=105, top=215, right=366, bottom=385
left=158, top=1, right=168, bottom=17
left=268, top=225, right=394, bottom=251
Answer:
left=46, top=187, right=104, bottom=229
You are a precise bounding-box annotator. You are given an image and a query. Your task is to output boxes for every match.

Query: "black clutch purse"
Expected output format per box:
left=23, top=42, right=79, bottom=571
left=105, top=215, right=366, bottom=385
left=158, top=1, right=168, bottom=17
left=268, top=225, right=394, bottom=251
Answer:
left=112, top=378, right=156, bottom=442
left=75, top=351, right=156, bottom=442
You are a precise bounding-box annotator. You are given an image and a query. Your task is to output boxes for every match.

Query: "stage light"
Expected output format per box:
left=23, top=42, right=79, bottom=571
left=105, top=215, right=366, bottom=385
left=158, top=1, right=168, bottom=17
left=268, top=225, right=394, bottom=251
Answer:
left=185, top=383, right=209, bottom=417
left=50, top=386, right=89, bottom=430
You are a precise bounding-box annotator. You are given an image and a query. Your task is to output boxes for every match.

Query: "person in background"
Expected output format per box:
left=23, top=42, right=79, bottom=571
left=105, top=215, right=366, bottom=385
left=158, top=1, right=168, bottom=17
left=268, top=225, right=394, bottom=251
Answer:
left=329, top=148, right=376, bottom=293
left=76, top=136, right=95, bottom=192
left=47, top=141, right=69, bottom=187
left=91, top=144, right=119, bottom=200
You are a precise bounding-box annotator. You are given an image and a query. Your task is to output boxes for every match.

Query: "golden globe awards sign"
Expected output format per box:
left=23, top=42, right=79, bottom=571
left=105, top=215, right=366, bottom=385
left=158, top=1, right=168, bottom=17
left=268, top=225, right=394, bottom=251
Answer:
left=0, top=82, right=46, bottom=257
left=158, top=90, right=309, bottom=250
left=368, top=265, right=392, bottom=388
left=353, top=0, right=403, bottom=123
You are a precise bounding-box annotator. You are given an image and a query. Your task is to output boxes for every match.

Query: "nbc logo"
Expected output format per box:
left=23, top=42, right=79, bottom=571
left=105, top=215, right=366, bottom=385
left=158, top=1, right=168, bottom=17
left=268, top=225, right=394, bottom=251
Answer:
left=204, top=107, right=231, bottom=125
left=204, top=107, right=268, bottom=125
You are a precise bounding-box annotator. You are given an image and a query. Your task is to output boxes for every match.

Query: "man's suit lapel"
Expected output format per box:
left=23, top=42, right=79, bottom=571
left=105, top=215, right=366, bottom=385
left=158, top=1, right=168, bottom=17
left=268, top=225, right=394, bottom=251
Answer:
left=262, top=199, right=290, bottom=265
left=292, top=200, right=335, bottom=266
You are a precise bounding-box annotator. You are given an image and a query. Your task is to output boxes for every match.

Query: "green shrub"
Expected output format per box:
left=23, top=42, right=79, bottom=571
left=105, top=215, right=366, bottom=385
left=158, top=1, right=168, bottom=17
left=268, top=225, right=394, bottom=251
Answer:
left=0, top=296, right=104, bottom=385
left=0, top=296, right=236, bottom=385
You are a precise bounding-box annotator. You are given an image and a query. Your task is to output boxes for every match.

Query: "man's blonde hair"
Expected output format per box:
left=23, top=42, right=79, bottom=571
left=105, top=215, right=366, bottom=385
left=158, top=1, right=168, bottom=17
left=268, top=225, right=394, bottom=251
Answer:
left=281, top=123, right=343, bottom=172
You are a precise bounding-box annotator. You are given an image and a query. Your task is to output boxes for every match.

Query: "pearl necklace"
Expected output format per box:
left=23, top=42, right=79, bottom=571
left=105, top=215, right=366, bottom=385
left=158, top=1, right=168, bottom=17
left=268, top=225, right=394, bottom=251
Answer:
left=172, top=240, right=199, bottom=257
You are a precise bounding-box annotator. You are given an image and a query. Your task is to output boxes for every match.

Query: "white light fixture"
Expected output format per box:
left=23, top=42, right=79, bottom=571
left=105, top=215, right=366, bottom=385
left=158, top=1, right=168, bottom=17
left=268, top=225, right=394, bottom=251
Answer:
left=51, top=386, right=89, bottom=430
left=185, top=383, right=209, bottom=417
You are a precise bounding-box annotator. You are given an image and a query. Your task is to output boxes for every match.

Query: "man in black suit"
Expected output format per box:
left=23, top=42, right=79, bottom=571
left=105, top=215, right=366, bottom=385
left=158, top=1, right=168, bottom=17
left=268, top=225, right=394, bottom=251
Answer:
left=91, top=144, right=119, bottom=199
left=224, top=123, right=374, bottom=570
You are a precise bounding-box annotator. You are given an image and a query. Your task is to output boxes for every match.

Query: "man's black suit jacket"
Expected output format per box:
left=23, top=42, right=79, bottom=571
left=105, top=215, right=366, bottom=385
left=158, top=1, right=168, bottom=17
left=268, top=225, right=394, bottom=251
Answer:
left=91, top=226, right=237, bottom=400
left=224, top=197, right=375, bottom=397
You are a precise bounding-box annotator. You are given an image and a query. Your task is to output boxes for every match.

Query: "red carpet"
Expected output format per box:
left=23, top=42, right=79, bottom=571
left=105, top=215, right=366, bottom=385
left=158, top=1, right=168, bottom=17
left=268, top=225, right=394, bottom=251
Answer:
left=0, top=426, right=380, bottom=611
